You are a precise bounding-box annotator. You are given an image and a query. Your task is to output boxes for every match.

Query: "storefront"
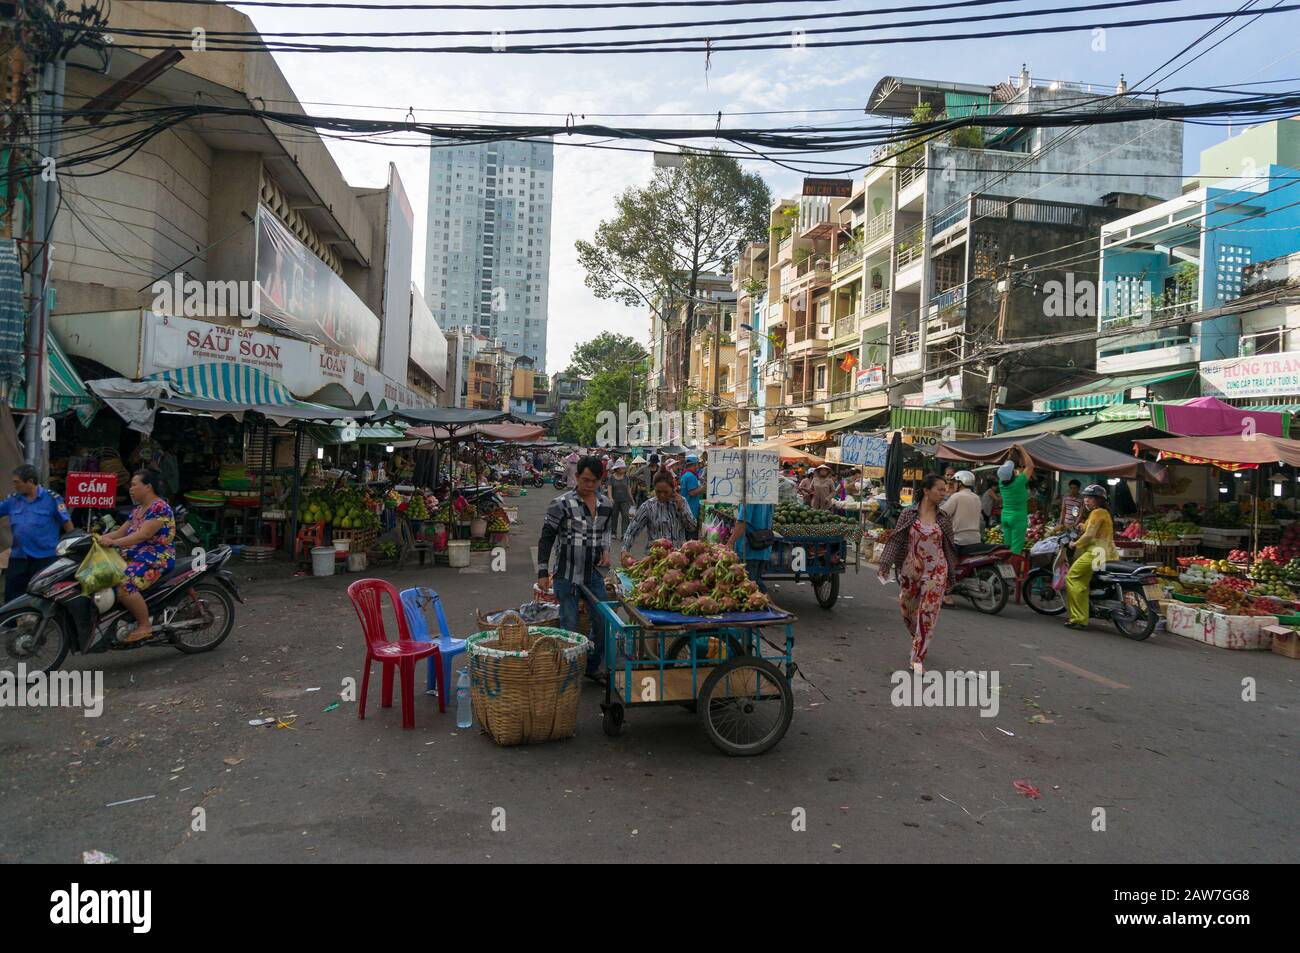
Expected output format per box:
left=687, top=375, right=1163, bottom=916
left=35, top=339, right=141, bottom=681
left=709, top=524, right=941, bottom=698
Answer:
left=51, top=309, right=430, bottom=413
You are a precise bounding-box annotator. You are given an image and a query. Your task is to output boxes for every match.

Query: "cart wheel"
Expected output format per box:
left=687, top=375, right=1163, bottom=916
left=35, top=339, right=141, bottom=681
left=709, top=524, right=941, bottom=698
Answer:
left=698, top=657, right=793, bottom=757
left=602, top=703, right=625, bottom=737
left=812, top=573, right=839, bottom=609
left=665, top=632, right=747, bottom=662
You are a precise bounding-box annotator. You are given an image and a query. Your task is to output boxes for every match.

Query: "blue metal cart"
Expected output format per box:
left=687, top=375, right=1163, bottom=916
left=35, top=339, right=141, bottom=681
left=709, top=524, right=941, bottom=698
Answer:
left=585, top=581, right=797, bottom=756
left=761, top=532, right=851, bottom=609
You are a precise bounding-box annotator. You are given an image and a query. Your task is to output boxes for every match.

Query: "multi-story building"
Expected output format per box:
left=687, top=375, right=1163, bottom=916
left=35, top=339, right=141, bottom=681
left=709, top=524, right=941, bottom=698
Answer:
left=44, top=0, right=428, bottom=414
left=532, top=372, right=553, bottom=414
left=647, top=273, right=735, bottom=414
left=730, top=241, right=771, bottom=443
left=1086, top=120, right=1300, bottom=390
left=424, top=141, right=553, bottom=370
left=845, top=69, right=1185, bottom=424
left=550, top=372, right=588, bottom=414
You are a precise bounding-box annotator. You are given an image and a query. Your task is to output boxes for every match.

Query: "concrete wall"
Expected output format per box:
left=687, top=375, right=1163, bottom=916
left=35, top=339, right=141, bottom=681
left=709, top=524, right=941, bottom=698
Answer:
left=969, top=205, right=1124, bottom=407
left=1196, top=119, right=1300, bottom=179
left=926, top=92, right=1184, bottom=217
left=52, top=69, right=213, bottom=315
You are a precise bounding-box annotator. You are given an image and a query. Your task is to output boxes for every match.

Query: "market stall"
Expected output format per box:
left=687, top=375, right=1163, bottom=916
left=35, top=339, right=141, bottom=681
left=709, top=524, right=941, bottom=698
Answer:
left=1127, top=435, right=1300, bottom=654
left=592, top=539, right=797, bottom=755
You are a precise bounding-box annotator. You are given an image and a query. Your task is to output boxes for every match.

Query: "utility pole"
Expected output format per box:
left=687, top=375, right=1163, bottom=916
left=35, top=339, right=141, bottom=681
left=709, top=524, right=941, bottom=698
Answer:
left=985, top=258, right=1014, bottom=436
left=710, top=305, right=721, bottom=441
left=24, top=47, right=66, bottom=478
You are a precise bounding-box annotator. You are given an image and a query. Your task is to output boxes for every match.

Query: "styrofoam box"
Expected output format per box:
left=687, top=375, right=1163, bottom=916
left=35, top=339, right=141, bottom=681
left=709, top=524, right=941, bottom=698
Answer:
left=1165, top=602, right=1277, bottom=650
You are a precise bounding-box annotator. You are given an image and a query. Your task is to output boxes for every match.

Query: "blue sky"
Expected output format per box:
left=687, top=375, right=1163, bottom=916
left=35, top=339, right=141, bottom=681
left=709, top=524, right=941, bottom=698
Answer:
left=221, top=0, right=1300, bottom=371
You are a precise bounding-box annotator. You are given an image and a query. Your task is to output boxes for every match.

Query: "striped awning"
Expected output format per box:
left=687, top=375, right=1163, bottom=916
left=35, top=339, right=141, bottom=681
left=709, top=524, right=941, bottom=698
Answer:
left=12, top=332, right=97, bottom=425
left=146, top=363, right=297, bottom=406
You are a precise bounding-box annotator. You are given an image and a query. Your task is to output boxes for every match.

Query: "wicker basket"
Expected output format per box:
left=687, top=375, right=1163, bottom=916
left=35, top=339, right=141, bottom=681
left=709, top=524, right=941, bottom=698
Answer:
left=467, top=617, right=590, bottom=746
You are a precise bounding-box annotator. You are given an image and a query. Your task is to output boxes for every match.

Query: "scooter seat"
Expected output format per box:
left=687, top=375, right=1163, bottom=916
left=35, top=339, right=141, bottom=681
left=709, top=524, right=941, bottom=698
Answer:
left=957, top=543, right=1001, bottom=556
left=1103, top=560, right=1152, bottom=575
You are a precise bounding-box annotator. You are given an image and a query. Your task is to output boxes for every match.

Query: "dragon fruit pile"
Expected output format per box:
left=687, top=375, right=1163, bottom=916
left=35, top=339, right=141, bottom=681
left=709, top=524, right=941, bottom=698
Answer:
left=619, top=538, right=770, bottom=614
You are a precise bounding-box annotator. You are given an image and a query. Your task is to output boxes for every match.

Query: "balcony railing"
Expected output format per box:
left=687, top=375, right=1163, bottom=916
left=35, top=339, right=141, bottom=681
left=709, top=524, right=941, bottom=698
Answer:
left=896, top=225, right=925, bottom=269
left=835, top=243, right=864, bottom=273
left=834, top=312, right=860, bottom=338
left=931, top=284, right=967, bottom=312
left=865, top=288, right=891, bottom=315
left=795, top=256, right=831, bottom=278
left=899, top=156, right=926, bottom=190
left=932, top=202, right=969, bottom=234
left=863, top=211, right=891, bottom=246
left=789, top=324, right=831, bottom=345
left=1101, top=296, right=1200, bottom=329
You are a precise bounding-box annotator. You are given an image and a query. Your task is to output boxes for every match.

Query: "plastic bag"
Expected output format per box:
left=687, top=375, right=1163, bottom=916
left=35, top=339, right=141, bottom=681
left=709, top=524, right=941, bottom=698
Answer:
left=702, top=515, right=729, bottom=545
left=75, top=538, right=127, bottom=596
left=1051, top=559, right=1069, bottom=592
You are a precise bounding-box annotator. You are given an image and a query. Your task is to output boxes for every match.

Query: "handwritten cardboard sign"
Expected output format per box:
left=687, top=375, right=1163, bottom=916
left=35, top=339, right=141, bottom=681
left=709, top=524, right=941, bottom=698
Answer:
left=706, top=448, right=779, bottom=505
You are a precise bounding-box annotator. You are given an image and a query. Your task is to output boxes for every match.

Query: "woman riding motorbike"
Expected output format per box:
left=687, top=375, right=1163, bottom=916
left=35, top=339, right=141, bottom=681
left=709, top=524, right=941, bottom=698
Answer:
left=1063, top=483, right=1118, bottom=630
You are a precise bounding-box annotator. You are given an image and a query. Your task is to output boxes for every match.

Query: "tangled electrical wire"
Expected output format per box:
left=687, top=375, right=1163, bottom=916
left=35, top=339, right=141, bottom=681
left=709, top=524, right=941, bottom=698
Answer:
left=8, top=82, right=1300, bottom=187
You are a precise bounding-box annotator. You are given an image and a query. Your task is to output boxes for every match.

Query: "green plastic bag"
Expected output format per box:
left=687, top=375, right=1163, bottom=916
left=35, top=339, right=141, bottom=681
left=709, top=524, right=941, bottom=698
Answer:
left=75, top=538, right=127, bottom=596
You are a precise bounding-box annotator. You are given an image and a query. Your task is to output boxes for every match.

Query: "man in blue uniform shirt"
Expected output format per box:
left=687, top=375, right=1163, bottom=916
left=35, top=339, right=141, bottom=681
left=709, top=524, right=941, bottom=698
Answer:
left=1, top=464, right=74, bottom=602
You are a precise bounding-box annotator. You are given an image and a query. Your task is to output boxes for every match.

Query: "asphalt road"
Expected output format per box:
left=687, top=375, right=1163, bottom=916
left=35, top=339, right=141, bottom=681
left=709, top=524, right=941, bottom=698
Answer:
left=1, top=486, right=1295, bottom=863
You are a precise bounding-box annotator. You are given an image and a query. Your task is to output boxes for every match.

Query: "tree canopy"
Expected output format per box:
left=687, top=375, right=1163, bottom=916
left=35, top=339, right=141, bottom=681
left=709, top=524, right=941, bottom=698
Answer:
left=575, top=149, right=771, bottom=316
left=567, top=332, right=647, bottom=380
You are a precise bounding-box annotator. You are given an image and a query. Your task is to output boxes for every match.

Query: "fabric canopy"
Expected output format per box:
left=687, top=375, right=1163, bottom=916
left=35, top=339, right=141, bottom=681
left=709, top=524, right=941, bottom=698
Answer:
left=754, top=442, right=826, bottom=464
left=409, top=421, right=545, bottom=442
left=937, top=431, right=1169, bottom=482
left=1150, top=396, right=1290, bottom=438
left=1134, top=434, right=1300, bottom=471
left=89, top=378, right=366, bottom=434
left=146, top=363, right=298, bottom=406
left=375, top=406, right=508, bottom=427
left=13, top=332, right=97, bottom=425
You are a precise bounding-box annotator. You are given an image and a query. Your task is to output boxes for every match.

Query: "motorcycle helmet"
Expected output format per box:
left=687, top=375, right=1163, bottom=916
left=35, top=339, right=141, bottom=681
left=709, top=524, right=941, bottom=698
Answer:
left=953, top=470, right=975, bottom=488
left=93, top=587, right=117, bottom=613
left=1082, top=483, right=1108, bottom=502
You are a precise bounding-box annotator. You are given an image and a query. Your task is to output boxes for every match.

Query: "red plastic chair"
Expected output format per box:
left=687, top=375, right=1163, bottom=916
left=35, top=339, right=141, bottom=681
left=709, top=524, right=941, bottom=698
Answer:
left=348, top=579, right=443, bottom=729
left=295, top=521, right=326, bottom=560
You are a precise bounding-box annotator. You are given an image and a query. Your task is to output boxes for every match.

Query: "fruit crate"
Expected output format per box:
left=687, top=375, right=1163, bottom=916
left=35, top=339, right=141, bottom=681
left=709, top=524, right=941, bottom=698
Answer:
left=330, top=527, right=375, bottom=553
left=1142, top=541, right=1198, bottom=565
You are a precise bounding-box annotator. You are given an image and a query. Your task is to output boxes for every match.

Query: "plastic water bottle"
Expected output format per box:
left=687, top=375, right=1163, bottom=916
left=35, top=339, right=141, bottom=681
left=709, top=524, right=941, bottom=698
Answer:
left=455, top=669, right=473, bottom=729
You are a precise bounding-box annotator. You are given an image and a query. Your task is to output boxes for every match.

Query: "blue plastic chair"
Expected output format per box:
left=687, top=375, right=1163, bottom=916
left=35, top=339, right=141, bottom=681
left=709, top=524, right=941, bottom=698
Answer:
left=399, top=587, right=468, bottom=705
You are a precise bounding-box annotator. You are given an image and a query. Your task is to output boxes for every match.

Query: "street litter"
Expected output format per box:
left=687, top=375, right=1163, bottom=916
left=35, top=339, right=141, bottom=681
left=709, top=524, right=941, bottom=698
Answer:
left=81, top=850, right=118, bottom=864
left=248, top=718, right=275, bottom=726
left=304, top=687, right=322, bottom=692
left=996, top=727, right=1015, bottom=736
left=1012, top=780, right=1042, bottom=800
left=104, top=795, right=156, bottom=807
left=323, top=702, right=340, bottom=713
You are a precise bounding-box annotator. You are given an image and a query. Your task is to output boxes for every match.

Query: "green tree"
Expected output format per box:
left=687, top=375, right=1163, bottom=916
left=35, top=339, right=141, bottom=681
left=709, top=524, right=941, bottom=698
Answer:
left=567, top=332, right=647, bottom=380
left=575, top=148, right=770, bottom=371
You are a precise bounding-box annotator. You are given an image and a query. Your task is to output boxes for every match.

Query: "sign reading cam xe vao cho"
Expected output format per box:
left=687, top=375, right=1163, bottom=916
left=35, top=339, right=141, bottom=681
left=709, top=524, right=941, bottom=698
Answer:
left=1200, top=351, right=1300, bottom=399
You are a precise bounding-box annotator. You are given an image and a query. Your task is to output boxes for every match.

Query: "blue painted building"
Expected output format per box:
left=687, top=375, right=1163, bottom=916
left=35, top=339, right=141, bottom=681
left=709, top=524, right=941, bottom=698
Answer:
left=1094, top=120, right=1300, bottom=380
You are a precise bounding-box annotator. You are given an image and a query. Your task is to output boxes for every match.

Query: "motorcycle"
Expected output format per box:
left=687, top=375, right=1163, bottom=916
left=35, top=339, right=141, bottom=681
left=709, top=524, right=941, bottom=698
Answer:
left=1021, top=532, right=1160, bottom=640
left=948, top=542, right=1016, bottom=614
left=553, top=465, right=567, bottom=490
left=0, top=505, right=243, bottom=676
left=526, top=467, right=545, bottom=488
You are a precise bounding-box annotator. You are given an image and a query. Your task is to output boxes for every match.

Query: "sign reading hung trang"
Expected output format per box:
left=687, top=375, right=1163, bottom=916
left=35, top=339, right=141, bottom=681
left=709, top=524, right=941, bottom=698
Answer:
left=1199, top=351, right=1300, bottom=400
left=255, top=205, right=381, bottom=366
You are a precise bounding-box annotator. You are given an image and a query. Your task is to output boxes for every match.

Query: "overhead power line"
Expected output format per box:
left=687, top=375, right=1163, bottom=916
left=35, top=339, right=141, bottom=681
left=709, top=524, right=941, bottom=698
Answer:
left=109, top=0, right=1172, bottom=43
left=106, top=3, right=1300, bottom=54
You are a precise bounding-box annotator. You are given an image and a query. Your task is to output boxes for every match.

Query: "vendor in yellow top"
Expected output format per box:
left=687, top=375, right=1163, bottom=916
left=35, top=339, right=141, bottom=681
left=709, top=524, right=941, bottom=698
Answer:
left=1064, top=483, right=1119, bottom=629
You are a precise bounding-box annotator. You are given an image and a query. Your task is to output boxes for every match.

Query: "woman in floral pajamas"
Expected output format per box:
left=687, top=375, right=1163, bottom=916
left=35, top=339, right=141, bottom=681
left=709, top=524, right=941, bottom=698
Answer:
left=878, top=474, right=959, bottom=674
left=101, top=469, right=176, bottom=643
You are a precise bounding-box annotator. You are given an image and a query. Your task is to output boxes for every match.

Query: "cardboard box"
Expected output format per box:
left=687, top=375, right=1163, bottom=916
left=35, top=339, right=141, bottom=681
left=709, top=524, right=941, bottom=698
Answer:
left=1263, top=624, right=1300, bottom=659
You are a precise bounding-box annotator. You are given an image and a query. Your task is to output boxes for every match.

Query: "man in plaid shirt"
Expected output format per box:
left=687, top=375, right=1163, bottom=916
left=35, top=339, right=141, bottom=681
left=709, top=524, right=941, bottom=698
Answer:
left=538, top=455, right=613, bottom=672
